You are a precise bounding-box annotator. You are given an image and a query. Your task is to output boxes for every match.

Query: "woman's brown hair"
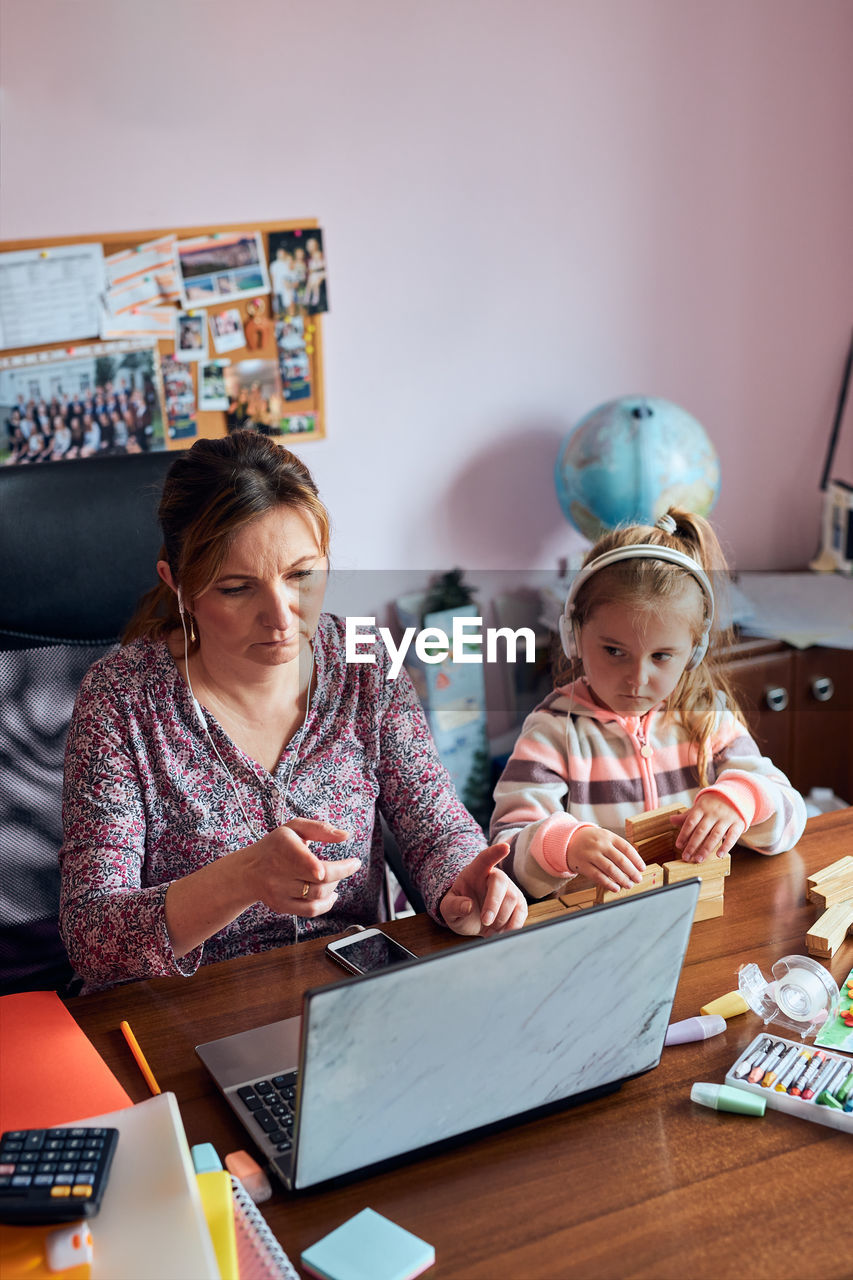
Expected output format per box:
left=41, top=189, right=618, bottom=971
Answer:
left=553, top=507, right=743, bottom=786
left=123, top=431, right=330, bottom=651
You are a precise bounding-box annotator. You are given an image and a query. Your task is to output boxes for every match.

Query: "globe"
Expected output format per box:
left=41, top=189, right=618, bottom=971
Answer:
left=554, top=396, right=721, bottom=541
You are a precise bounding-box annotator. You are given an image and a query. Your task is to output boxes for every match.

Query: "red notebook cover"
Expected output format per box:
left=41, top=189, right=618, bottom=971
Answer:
left=0, top=990, right=132, bottom=1131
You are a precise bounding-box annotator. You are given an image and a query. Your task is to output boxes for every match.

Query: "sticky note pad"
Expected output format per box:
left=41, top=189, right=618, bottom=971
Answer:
left=301, top=1208, right=435, bottom=1280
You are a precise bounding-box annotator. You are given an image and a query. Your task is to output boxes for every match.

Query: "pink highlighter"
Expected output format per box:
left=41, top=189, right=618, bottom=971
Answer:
left=664, top=1014, right=727, bottom=1046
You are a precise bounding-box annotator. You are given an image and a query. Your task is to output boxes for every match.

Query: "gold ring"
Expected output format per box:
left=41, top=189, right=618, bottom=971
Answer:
left=301, top=881, right=310, bottom=899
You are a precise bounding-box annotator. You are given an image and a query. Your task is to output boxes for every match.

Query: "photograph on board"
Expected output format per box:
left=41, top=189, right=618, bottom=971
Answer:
left=224, top=357, right=282, bottom=433
left=199, top=360, right=230, bottom=412
left=0, top=342, right=163, bottom=465
left=267, top=228, right=328, bottom=315
left=175, top=231, right=270, bottom=308
left=175, top=311, right=208, bottom=361
left=243, top=298, right=274, bottom=354
left=209, top=307, right=246, bottom=355
left=278, top=413, right=318, bottom=437
left=275, top=314, right=306, bottom=354
left=161, top=354, right=197, bottom=441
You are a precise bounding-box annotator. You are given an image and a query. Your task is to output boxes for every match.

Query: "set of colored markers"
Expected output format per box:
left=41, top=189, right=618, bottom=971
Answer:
left=724, top=1034, right=853, bottom=1132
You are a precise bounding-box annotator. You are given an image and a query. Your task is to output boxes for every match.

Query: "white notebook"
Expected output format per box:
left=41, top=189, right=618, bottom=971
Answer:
left=59, top=1092, right=219, bottom=1280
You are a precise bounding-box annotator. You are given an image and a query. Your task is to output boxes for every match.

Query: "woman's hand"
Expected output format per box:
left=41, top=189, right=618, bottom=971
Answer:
left=673, top=794, right=745, bottom=863
left=439, top=843, right=527, bottom=937
left=243, top=818, right=360, bottom=917
left=565, top=827, right=645, bottom=892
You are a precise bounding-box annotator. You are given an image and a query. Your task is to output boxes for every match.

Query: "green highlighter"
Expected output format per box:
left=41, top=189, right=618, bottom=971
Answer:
left=691, top=1082, right=766, bottom=1116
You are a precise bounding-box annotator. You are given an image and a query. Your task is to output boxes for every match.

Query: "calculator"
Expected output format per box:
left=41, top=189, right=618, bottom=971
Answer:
left=0, top=1127, right=119, bottom=1224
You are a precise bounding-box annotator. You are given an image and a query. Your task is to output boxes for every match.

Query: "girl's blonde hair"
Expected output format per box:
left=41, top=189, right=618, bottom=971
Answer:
left=123, top=431, right=330, bottom=652
left=553, top=507, right=742, bottom=786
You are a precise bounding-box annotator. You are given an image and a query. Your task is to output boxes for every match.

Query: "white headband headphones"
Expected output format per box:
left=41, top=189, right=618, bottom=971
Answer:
left=559, top=521, right=715, bottom=673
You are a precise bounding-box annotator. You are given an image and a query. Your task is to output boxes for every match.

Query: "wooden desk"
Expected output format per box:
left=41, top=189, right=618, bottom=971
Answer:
left=68, top=812, right=853, bottom=1280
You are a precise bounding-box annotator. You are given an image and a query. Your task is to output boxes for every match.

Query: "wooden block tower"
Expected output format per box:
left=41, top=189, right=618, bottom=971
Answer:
left=805, top=856, right=853, bottom=958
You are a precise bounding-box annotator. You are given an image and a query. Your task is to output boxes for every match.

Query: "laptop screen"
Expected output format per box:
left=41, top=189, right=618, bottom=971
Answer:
left=293, top=879, right=699, bottom=1187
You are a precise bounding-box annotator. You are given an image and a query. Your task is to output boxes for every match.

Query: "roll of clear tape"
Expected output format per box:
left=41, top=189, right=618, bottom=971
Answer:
left=774, top=966, right=830, bottom=1022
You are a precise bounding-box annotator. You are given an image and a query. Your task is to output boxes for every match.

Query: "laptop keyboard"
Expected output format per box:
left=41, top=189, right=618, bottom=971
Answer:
left=234, top=1070, right=298, bottom=1158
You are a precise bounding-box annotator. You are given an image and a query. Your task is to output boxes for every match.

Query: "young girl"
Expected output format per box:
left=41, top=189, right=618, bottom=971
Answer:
left=490, top=509, right=806, bottom=900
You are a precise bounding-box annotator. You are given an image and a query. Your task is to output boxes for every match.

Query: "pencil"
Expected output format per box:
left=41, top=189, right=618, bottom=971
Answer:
left=120, top=1019, right=162, bottom=1095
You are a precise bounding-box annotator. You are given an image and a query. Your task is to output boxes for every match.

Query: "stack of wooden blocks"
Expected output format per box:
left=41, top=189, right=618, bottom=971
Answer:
left=523, top=802, right=731, bottom=927
left=805, top=856, right=853, bottom=959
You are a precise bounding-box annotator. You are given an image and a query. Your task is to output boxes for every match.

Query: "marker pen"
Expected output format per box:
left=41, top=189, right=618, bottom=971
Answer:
left=732, top=1037, right=773, bottom=1080
left=664, top=1015, right=727, bottom=1046
left=802, top=1054, right=842, bottom=1101
left=748, top=1040, right=785, bottom=1084
left=762, top=1043, right=799, bottom=1089
left=691, top=1082, right=766, bottom=1117
left=774, top=1049, right=809, bottom=1093
left=790, top=1050, right=826, bottom=1097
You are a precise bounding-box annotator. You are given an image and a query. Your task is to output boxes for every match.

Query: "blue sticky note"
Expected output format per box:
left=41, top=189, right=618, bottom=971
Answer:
left=301, top=1208, right=435, bottom=1280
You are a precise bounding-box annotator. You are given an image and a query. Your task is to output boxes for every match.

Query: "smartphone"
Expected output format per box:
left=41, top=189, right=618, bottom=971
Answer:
left=325, top=928, right=417, bottom=976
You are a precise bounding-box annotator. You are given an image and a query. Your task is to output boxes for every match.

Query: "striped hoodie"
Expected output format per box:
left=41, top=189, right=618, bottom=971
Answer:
left=490, top=679, right=806, bottom=900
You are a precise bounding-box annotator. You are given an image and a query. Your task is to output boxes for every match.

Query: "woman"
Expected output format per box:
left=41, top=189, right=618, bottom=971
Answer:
left=59, top=432, right=525, bottom=991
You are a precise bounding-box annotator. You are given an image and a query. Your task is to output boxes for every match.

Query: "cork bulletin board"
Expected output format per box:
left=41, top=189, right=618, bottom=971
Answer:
left=0, top=218, right=327, bottom=464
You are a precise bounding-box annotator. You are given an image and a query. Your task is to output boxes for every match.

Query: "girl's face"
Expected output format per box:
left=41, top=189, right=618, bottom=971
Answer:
left=578, top=594, right=700, bottom=716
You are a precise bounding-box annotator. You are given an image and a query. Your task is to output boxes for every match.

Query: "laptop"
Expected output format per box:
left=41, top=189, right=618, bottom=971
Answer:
left=196, top=878, right=699, bottom=1190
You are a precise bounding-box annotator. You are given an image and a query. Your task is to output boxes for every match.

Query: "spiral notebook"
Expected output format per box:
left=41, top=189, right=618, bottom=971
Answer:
left=230, top=1176, right=299, bottom=1280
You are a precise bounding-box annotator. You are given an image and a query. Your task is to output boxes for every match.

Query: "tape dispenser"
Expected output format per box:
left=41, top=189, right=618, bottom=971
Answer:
left=738, top=955, right=840, bottom=1040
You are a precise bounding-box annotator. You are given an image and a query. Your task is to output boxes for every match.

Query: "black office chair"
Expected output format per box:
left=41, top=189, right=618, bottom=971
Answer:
left=0, top=452, right=177, bottom=993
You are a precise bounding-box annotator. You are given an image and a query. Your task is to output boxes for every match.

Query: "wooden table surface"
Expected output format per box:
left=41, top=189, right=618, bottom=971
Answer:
left=67, top=811, right=853, bottom=1279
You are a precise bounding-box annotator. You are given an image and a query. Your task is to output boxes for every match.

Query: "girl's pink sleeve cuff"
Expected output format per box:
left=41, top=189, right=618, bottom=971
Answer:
left=530, top=814, right=596, bottom=877
left=697, top=776, right=770, bottom=829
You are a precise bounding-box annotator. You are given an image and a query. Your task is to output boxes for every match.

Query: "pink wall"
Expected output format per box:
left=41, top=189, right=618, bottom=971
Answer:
left=1, top=0, right=851, bottom=572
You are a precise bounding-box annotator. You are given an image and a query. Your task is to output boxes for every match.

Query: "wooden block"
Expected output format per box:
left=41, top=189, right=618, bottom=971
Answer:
left=807, top=855, right=853, bottom=891
left=698, top=876, right=727, bottom=900
left=805, top=898, right=853, bottom=957
left=663, top=853, right=731, bottom=883
left=596, top=863, right=664, bottom=903
left=524, top=898, right=570, bottom=926
left=809, top=871, right=853, bottom=912
left=559, top=886, right=598, bottom=909
left=632, top=830, right=679, bottom=861
left=692, top=893, right=724, bottom=921
left=625, top=803, right=686, bottom=843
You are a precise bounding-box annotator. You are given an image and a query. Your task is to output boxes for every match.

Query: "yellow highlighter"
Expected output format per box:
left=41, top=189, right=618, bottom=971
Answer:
left=196, top=1170, right=238, bottom=1280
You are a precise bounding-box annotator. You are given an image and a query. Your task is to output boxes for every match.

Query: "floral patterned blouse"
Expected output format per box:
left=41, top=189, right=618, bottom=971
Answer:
left=59, top=615, right=486, bottom=991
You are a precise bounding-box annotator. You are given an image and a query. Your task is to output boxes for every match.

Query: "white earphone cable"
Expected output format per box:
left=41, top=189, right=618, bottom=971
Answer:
left=179, top=602, right=314, bottom=844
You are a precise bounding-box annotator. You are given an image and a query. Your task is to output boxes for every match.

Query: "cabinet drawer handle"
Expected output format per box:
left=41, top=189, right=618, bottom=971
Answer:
left=764, top=686, right=789, bottom=712
left=810, top=676, right=835, bottom=703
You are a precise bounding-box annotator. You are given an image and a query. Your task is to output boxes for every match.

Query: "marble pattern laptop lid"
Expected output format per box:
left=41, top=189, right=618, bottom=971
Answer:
left=293, top=879, right=699, bottom=1188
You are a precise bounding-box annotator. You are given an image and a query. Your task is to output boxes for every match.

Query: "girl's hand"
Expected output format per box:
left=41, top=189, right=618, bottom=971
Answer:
left=566, top=827, right=645, bottom=892
left=440, top=843, right=527, bottom=937
left=242, top=818, right=360, bottom=916
left=672, top=795, right=745, bottom=863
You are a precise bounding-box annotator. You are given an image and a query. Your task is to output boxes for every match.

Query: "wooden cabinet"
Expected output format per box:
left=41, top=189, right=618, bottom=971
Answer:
left=721, top=639, right=853, bottom=803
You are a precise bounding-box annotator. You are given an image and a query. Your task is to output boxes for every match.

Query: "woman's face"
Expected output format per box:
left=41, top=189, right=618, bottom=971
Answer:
left=188, top=505, right=327, bottom=670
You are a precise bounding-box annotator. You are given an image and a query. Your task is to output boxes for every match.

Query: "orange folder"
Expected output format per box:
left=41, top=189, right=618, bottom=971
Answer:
left=0, top=991, right=132, bottom=1132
